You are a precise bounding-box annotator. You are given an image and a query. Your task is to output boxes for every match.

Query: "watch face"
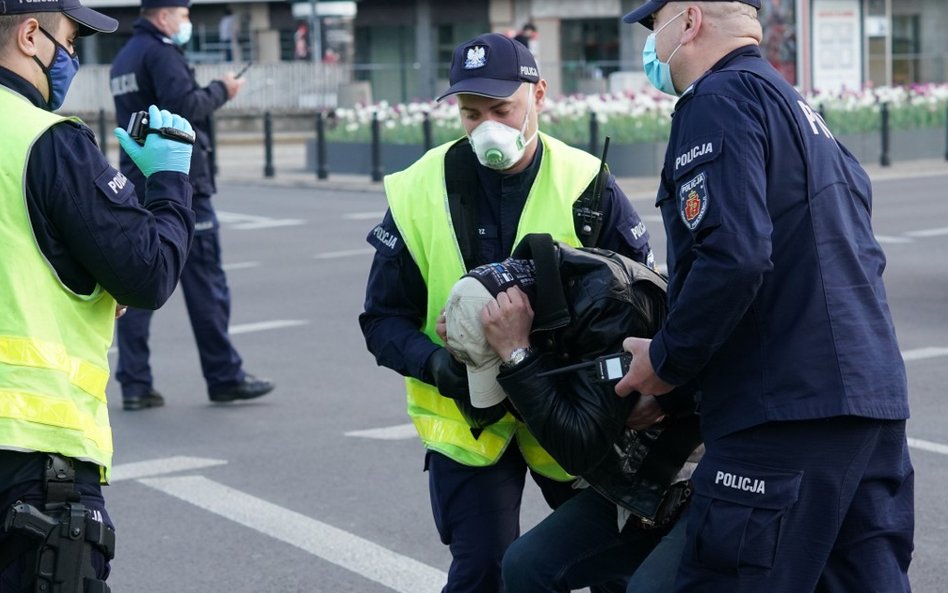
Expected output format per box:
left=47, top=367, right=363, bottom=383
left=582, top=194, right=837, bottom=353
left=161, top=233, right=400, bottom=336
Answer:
left=505, top=347, right=532, bottom=367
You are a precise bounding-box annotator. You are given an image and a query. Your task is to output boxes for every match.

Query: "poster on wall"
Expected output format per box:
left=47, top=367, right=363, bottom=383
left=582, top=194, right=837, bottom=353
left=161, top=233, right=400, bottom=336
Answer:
left=760, top=0, right=797, bottom=85
left=812, top=0, right=862, bottom=92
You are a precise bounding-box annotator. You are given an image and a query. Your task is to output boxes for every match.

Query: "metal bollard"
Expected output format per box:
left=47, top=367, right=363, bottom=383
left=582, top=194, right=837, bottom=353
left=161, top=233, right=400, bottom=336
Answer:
left=422, top=111, right=433, bottom=152
left=944, top=103, right=948, bottom=161
left=316, top=111, right=328, bottom=180
left=98, top=108, right=108, bottom=157
left=263, top=111, right=275, bottom=178
left=371, top=112, right=383, bottom=183
left=589, top=111, right=599, bottom=156
left=880, top=102, right=891, bottom=168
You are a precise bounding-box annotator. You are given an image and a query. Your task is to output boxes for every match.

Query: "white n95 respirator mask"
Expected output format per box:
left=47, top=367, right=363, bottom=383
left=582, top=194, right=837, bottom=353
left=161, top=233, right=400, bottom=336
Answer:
left=468, top=85, right=537, bottom=170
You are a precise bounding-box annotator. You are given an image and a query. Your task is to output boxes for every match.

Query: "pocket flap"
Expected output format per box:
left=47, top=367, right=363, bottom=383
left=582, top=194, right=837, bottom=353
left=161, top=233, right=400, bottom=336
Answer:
left=671, top=132, right=723, bottom=180
left=692, top=457, right=802, bottom=510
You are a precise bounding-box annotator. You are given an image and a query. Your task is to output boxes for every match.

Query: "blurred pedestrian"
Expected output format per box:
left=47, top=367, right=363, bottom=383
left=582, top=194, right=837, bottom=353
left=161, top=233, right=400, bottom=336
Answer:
left=110, top=0, right=275, bottom=411
left=218, top=7, right=237, bottom=62
left=513, top=22, right=538, bottom=54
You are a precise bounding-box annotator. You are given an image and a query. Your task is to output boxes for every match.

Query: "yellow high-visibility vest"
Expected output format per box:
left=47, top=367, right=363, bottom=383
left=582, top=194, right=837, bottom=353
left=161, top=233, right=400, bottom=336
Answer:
left=0, top=86, right=116, bottom=481
left=385, top=132, right=600, bottom=479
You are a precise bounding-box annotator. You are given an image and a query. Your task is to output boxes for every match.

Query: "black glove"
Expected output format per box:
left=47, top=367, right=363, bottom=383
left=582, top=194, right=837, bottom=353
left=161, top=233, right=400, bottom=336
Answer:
left=426, top=348, right=507, bottom=433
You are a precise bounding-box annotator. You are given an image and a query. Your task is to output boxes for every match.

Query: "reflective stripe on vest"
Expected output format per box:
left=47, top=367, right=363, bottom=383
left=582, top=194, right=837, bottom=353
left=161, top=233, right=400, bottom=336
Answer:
left=385, top=133, right=600, bottom=479
left=0, top=86, right=115, bottom=481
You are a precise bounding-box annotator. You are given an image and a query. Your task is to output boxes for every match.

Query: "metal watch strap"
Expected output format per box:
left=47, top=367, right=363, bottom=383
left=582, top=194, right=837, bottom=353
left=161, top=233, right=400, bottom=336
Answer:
left=501, top=347, right=533, bottom=370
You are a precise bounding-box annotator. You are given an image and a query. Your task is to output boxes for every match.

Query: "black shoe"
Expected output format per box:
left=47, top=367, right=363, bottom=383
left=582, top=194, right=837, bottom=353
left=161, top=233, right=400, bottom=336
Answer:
left=123, top=388, right=165, bottom=411
left=208, top=375, right=274, bottom=403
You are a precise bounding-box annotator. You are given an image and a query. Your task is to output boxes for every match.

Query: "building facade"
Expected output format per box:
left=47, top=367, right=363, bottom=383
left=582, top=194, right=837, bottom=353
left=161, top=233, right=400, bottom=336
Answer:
left=81, top=0, right=948, bottom=104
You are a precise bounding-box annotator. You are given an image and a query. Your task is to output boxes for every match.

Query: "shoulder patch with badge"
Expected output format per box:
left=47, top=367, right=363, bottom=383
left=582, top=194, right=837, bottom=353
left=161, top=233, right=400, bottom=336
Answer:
left=678, top=171, right=709, bottom=231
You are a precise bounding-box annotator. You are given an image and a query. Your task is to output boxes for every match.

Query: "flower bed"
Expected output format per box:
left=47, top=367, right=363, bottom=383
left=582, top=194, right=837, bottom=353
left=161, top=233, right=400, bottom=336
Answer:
left=320, top=84, right=948, bottom=147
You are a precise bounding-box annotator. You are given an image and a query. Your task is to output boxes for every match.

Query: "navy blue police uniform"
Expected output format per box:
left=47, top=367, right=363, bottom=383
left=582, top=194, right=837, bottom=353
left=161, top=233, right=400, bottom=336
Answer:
left=648, top=45, right=913, bottom=593
left=110, top=16, right=250, bottom=404
left=360, top=140, right=654, bottom=593
left=0, top=66, right=193, bottom=588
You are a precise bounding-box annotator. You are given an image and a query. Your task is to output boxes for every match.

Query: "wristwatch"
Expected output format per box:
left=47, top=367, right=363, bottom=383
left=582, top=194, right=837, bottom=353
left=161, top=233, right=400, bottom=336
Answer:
left=501, top=347, right=534, bottom=370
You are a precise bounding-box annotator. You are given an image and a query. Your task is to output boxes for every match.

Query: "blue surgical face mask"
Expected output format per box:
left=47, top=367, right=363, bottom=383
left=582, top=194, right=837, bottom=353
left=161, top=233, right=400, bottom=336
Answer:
left=34, top=27, right=79, bottom=111
left=642, top=9, right=687, bottom=96
left=171, top=21, right=192, bottom=46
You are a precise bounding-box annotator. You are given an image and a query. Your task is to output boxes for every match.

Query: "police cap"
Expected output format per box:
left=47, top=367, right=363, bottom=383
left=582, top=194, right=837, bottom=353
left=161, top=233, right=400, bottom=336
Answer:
left=437, top=32, right=540, bottom=102
left=140, top=0, right=190, bottom=9
left=623, top=0, right=761, bottom=29
left=0, top=0, right=118, bottom=36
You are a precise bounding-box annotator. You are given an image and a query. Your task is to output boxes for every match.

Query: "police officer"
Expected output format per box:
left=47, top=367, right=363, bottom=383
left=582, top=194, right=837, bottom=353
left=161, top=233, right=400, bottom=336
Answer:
left=0, top=0, right=195, bottom=587
left=359, top=33, right=653, bottom=593
left=110, top=0, right=274, bottom=410
left=616, top=2, right=914, bottom=593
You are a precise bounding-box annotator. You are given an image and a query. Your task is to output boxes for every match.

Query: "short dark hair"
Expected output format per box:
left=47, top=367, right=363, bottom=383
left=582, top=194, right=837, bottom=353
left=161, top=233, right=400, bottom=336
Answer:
left=522, top=22, right=537, bottom=32
left=0, top=13, right=62, bottom=51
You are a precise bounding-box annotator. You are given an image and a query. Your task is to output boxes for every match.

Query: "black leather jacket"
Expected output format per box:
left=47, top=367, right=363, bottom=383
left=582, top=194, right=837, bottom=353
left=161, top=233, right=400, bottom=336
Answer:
left=497, top=240, right=703, bottom=525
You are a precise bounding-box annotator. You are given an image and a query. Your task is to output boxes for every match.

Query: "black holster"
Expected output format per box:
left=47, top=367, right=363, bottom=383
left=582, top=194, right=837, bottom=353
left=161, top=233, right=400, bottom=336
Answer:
left=1, top=455, right=115, bottom=593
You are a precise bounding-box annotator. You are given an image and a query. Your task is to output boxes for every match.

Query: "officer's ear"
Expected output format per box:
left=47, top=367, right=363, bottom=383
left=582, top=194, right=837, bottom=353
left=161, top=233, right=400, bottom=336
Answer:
left=14, top=17, right=43, bottom=60
left=533, top=79, right=547, bottom=112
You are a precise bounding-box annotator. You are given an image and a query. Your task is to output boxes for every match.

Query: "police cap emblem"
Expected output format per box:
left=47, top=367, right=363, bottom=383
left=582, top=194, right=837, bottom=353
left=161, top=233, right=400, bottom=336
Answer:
left=464, top=45, right=487, bottom=70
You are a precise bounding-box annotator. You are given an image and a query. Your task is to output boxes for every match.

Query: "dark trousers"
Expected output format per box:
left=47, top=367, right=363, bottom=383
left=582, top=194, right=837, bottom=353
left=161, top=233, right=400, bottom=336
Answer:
left=116, top=204, right=244, bottom=399
left=674, top=417, right=914, bottom=593
left=426, top=446, right=576, bottom=593
left=0, top=452, right=112, bottom=592
left=502, top=487, right=687, bottom=593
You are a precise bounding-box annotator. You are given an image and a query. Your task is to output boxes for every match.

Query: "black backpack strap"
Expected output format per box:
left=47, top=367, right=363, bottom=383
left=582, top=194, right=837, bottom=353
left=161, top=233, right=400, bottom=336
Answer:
left=512, top=233, right=570, bottom=331
left=444, top=139, right=480, bottom=271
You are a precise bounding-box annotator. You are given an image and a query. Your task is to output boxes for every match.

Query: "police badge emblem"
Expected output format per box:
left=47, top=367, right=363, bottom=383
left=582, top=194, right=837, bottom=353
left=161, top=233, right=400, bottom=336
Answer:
left=464, top=45, right=487, bottom=69
left=679, top=172, right=709, bottom=230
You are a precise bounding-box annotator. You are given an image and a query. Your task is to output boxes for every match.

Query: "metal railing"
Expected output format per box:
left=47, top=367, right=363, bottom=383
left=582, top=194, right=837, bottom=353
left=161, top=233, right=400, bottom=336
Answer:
left=62, top=62, right=351, bottom=114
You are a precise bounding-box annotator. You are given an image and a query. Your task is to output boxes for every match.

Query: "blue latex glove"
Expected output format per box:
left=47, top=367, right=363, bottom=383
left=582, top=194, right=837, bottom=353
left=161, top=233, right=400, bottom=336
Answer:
left=114, top=105, right=194, bottom=177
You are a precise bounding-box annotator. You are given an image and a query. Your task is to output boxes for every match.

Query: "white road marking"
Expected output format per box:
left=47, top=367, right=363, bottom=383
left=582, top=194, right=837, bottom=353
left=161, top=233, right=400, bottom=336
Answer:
left=223, top=261, right=261, bottom=271
left=345, top=423, right=418, bottom=440
left=344, top=211, right=385, bottom=220
left=111, top=456, right=227, bottom=483
left=908, top=438, right=948, bottom=456
left=217, top=211, right=306, bottom=230
left=139, top=475, right=445, bottom=593
left=904, top=227, right=948, bottom=238
left=875, top=235, right=914, bottom=244
left=230, top=320, right=309, bottom=335
left=901, top=347, right=948, bottom=362
left=314, top=248, right=375, bottom=260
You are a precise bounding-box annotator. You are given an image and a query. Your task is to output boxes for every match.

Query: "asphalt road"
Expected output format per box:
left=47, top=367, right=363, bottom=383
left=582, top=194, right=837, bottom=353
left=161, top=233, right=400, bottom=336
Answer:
left=102, top=170, right=948, bottom=593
